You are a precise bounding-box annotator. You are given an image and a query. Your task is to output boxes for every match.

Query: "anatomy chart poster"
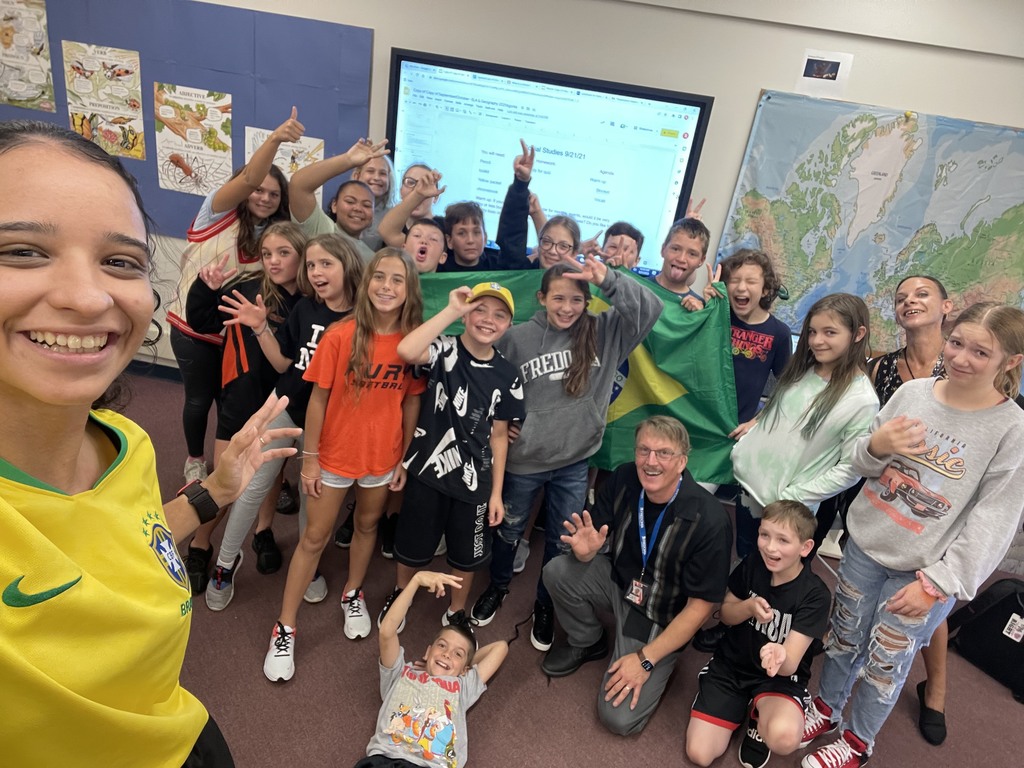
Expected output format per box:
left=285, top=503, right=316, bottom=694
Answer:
left=154, top=81, right=232, bottom=196
left=0, top=0, right=54, bottom=112
left=62, top=40, right=144, bottom=159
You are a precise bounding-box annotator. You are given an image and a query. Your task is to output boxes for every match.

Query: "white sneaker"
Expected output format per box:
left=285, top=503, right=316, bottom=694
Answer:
left=263, top=622, right=296, bottom=682
left=183, top=456, right=208, bottom=484
left=303, top=574, right=328, bottom=604
left=342, top=588, right=372, bottom=639
left=434, top=536, right=447, bottom=557
left=205, top=551, right=242, bottom=612
left=513, top=539, right=530, bottom=574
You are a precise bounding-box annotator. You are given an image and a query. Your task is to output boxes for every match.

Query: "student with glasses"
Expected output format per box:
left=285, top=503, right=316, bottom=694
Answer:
left=540, top=416, right=732, bottom=736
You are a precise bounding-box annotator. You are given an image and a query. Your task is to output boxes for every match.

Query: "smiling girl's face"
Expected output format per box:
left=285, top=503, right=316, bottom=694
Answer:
left=538, top=276, right=587, bottom=330
left=0, top=140, right=153, bottom=408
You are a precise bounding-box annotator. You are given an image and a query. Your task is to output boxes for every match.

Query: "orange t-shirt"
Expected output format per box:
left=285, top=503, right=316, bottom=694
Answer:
left=303, top=320, right=425, bottom=477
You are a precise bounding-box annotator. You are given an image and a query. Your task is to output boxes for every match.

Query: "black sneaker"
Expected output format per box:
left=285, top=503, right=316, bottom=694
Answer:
left=693, top=622, right=728, bottom=653
left=442, top=609, right=478, bottom=629
left=276, top=479, right=298, bottom=515
left=252, top=528, right=283, bottom=574
left=471, top=583, right=508, bottom=626
left=376, top=587, right=405, bottom=633
left=739, top=710, right=771, bottom=768
left=380, top=514, right=397, bottom=559
left=531, top=600, right=555, bottom=651
left=541, top=629, right=609, bottom=677
left=184, top=544, right=213, bottom=595
left=334, top=505, right=355, bottom=549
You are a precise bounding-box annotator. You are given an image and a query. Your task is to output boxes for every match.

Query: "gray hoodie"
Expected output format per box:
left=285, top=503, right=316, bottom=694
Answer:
left=497, top=268, right=662, bottom=475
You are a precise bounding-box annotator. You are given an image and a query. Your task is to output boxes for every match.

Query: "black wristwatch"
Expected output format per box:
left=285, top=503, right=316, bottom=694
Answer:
left=177, top=480, right=220, bottom=524
left=636, top=649, right=654, bottom=672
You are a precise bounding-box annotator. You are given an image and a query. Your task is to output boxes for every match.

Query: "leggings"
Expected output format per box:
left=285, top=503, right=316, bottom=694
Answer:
left=170, top=326, right=222, bottom=458
left=181, top=715, right=234, bottom=767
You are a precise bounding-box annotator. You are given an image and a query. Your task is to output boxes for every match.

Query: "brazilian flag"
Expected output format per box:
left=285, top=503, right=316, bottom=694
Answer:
left=420, top=270, right=737, bottom=484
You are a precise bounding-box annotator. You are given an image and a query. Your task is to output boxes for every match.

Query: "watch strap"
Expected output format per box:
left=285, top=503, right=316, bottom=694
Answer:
left=177, top=480, right=220, bottom=525
left=636, top=648, right=654, bottom=671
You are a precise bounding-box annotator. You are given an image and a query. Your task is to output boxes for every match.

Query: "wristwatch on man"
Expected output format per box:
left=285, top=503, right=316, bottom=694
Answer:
left=636, top=648, right=655, bottom=672
left=176, top=480, right=220, bottom=524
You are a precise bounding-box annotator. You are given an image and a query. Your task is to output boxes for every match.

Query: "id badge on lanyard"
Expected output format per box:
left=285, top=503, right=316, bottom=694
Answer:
left=625, top=479, right=681, bottom=607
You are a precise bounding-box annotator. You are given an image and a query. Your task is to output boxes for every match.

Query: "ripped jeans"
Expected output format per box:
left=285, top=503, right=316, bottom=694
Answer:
left=816, top=538, right=955, bottom=751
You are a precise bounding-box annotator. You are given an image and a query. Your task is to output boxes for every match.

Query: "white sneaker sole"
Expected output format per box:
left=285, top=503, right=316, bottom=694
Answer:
left=263, top=656, right=295, bottom=682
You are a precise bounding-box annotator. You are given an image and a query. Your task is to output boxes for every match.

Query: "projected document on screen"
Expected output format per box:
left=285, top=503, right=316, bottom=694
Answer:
left=388, top=54, right=712, bottom=273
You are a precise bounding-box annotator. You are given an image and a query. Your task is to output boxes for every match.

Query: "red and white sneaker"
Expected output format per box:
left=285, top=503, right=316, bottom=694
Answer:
left=801, top=730, right=868, bottom=768
left=800, top=696, right=838, bottom=748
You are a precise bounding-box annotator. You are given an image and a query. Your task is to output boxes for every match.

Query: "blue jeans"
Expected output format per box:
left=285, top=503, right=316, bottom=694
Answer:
left=489, top=459, right=589, bottom=606
left=816, top=539, right=955, bottom=751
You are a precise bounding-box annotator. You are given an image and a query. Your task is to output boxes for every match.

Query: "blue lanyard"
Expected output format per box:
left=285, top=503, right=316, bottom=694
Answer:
left=637, top=478, right=681, bottom=577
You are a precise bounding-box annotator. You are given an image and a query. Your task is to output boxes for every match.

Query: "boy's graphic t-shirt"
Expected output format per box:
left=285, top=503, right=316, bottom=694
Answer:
left=367, top=650, right=485, bottom=768
left=404, top=336, right=525, bottom=504
left=718, top=552, right=830, bottom=686
left=731, top=311, right=792, bottom=424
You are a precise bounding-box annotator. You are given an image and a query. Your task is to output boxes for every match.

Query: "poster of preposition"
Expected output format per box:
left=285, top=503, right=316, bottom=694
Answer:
left=0, top=0, right=54, bottom=112
left=62, top=40, right=143, bottom=159
left=244, top=125, right=325, bottom=206
left=154, top=82, right=232, bottom=196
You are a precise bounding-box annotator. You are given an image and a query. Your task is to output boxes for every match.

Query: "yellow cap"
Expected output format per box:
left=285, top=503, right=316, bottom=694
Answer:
left=468, top=281, right=515, bottom=315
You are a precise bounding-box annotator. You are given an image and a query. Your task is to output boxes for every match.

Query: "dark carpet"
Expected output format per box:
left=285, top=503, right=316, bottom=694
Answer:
left=124, top=370, right=1024, bottom=768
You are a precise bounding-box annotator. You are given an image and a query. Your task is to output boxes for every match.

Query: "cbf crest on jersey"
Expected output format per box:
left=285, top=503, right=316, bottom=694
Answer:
left=143, top=512, right=189, bottom=591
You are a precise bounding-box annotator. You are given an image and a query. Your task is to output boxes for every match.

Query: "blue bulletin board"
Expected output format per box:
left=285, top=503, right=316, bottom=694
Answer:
left=0, top=0, right=373, bottom=237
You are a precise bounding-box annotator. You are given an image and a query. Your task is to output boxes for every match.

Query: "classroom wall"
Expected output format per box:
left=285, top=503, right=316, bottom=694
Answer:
left=145, top=0, right=1024, bottom=365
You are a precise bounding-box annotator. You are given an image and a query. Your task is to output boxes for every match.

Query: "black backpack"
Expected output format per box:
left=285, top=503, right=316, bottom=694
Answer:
left=947, top=578, right=1024, bottom=703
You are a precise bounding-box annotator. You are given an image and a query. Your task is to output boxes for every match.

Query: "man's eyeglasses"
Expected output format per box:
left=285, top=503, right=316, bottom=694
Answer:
left=635, top=446, right=681, bottom=461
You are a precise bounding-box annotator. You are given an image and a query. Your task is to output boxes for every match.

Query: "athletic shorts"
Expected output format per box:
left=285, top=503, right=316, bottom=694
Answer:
left=393, top=474, right=491, bottom=572
left=320, top=467, right=394, bottom=489
left=690, top=655, right=807, bottom=729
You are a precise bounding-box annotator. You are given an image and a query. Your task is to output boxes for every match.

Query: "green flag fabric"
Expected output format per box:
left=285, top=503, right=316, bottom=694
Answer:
left=419, top=270, right=738, bottom=484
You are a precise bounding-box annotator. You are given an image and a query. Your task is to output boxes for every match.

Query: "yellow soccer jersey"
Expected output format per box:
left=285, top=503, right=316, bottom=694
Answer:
left=0, top=409, right=207, bottom=766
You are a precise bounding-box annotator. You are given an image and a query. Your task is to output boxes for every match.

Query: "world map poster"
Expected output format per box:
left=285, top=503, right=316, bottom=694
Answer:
left=720, top=90, right=1024, bottom=352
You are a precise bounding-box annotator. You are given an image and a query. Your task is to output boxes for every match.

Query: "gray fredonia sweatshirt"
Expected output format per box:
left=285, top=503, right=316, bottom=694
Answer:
left=848, top=379, right=1024, bottom=600
left=497, top=268, right=662, bottom=475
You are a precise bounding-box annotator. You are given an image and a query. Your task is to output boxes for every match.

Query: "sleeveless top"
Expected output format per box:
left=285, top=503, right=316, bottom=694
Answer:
left=871, top=348, right=944, bottom=406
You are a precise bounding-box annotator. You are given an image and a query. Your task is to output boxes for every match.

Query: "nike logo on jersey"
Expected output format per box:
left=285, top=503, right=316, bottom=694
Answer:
left=3, top=574, right=82, bottom=607
left=453, top=386, right=469, bottom=417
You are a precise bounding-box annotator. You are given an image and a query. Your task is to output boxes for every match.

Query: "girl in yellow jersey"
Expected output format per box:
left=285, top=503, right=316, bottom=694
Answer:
left=0, top=121, right=299, bottom=767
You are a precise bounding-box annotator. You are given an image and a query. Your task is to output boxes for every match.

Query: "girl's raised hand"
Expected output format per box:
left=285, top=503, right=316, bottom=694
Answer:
left=198, top=252, right=237, bottom=291
left=220, top=290, right=268, bottom=329
left=579, top=230, right=606, bottom=260
left=414, top=170, right=446, bottom=200
left=204, top=394, right=301, bottom=506
left=513, top=138, right=535, bottom=182
left=868, top=415, right=928, bottom=458
left=528, top=192, right=542, bottom=216
left=271, top=106, right=305, bottom=144
left=346, top=137, right=390, bottom=167
left=563, top=253, right=608, bottom=286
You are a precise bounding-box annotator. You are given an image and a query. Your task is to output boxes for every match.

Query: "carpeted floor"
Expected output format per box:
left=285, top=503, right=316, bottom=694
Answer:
left=124, top=369, right=1024, bottom=768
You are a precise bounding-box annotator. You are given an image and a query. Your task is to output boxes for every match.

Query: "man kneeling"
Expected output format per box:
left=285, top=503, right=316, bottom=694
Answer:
left=541, top=416, right=732, bottom=735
